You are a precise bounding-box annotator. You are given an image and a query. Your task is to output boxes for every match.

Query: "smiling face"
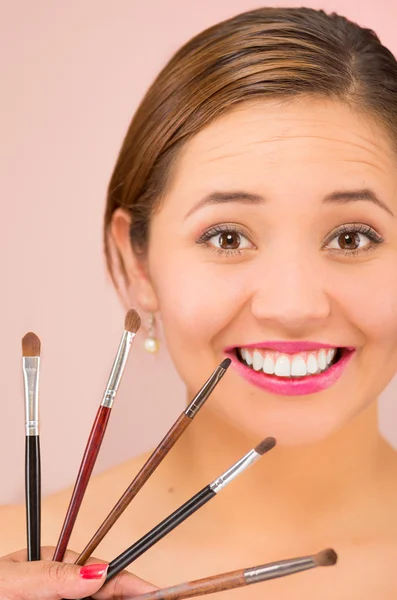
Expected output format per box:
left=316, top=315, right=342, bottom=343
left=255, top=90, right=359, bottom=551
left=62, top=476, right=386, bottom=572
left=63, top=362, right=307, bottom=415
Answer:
left=113, top=97, right=397, bottom=445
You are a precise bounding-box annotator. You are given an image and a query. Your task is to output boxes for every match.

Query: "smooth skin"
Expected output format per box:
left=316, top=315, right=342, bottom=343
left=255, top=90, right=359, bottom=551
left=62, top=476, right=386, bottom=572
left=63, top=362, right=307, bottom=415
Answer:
left=1, top=98, right=397, bottom=598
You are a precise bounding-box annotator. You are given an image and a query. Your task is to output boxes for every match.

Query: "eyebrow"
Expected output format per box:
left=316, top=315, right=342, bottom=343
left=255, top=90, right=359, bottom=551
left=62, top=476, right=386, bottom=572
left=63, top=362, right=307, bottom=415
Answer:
left=184, top=191, right=264, bottom=219
left=323, top=189, right=394, bottom=216
left=185, top=188, right=394, bottom=218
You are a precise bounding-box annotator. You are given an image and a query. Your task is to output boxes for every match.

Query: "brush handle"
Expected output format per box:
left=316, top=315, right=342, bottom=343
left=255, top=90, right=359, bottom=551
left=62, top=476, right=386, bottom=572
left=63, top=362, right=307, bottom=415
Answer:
left=76, top=413, right=191, bottom=565
left=107, top=486, right=214, bottom=582
left=53, top=405, right=111, bottom=562
left=25, top=435, right=41, bottom=561
left=134, top=571, right=246, bottom=600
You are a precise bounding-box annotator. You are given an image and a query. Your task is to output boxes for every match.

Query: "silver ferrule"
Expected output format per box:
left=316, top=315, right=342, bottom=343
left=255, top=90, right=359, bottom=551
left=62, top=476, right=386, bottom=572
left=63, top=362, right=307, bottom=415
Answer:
left=209, top=448, right=261, bottom=494
left=101, top=330, right=135, bottom=408
left=185, top=364, right=227, bottom=418
left=22, top=357, right=40, bottom=436
left=244, top=556, right=315, bottom=584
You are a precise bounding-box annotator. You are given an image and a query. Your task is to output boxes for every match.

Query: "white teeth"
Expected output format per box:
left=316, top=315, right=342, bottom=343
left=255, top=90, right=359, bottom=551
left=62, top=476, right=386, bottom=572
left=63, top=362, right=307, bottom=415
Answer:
left=263, top=354, right=275, bottom=374
left=326, top=348, right=336, bottom=364
left=239, top=346, right=339, bottom=378
left=274, top=355, right=291, bottom=377
left=307, top=354, right=318, bottom=374
left=252, top=350, right=264, bottom=371
left=291, top=355, right=307, bottom=377
left=318, top=349, right=327, bottom=370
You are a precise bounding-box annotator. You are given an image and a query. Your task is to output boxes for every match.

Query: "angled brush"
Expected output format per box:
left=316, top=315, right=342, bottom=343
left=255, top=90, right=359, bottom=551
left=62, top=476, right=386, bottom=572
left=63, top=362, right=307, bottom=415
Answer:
left=76, top=357, right=231, bottom=565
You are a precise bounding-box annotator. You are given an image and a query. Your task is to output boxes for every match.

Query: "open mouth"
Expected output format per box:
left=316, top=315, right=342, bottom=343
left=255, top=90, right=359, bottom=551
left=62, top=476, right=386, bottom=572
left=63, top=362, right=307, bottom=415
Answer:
left=227, top=345, right=355, bottom=396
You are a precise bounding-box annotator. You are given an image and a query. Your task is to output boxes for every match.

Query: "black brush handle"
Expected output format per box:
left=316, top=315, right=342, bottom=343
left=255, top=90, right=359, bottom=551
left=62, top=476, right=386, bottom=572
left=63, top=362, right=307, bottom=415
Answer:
left=107, top=486, right=214, bottom=581
left=78, top=486, right=215, bottom=600
left=25, top=435, right=41, bottom=561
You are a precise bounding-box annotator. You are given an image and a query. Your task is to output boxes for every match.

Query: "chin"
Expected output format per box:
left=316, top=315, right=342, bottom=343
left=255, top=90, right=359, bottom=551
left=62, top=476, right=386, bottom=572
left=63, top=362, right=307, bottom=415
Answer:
left=211, top=392, right=367, bottom=447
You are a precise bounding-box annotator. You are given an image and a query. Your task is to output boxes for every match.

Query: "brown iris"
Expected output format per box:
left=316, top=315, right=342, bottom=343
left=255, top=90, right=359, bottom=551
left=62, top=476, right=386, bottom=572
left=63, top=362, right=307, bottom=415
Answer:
left=338, top=232, right=360, bottom=250
left=219, top=231, right=241, bottom=249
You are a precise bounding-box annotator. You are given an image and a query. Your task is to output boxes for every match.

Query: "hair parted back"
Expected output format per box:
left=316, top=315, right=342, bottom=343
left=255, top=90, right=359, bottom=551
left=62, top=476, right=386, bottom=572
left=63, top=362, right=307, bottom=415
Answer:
left=104, top=6, right=397, bottom=285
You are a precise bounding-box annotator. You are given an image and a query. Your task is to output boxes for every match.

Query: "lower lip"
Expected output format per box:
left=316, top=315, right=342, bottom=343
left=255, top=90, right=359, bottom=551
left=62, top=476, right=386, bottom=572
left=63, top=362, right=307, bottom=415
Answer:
left=228, top=349, right=355, bottom=396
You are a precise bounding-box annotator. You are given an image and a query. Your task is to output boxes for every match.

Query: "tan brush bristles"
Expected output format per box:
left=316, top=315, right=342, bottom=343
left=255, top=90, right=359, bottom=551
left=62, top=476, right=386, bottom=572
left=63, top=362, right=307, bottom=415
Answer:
left=255, top=436, right=276, bottom=455
left=124, top=308, right=141, bottom=333
left=314, top=548, right=338, bottom=567
left=22, top=332, right=41, bottom=357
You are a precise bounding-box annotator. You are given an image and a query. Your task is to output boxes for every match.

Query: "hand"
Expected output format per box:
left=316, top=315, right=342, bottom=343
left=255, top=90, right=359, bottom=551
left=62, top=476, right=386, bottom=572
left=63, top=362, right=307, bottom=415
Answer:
left=0, top=546, right=157, bottom=599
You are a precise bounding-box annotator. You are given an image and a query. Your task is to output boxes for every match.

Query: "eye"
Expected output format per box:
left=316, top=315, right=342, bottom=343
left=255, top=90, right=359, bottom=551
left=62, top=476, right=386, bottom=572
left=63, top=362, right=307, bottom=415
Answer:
left=324, top=223, right=384, bottom=255
left=196, top=224, right=254, bottom=254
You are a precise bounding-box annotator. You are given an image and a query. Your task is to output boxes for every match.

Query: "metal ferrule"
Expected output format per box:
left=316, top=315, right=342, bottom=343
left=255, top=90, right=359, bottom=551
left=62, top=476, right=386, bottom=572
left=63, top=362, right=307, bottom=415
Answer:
left=209, top=448, right=260, bottom=494
left=22, top=357, right=40, bottom=436
left=101, top=330, right=135, bottom=408
left=184, top=364, right=227, bottom=418
left=244, top=556, right=315, bottom=584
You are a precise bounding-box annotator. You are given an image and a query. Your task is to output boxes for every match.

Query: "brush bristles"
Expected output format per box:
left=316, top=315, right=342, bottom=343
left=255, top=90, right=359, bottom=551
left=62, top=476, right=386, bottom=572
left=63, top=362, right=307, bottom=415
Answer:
left=314, top=548, right=338, bottom=567
left=220, top=358, right=231, bottom=370
left=255, top=437, right=276, bottom=455
left=22, top=332, right=41, bottom=357
left=124, top=309, right=141, bottom=333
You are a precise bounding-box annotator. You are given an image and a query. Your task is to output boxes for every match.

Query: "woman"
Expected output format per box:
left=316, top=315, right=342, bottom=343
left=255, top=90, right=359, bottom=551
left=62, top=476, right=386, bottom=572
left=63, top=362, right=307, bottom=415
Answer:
left=1, top=6, right=397, bottom=599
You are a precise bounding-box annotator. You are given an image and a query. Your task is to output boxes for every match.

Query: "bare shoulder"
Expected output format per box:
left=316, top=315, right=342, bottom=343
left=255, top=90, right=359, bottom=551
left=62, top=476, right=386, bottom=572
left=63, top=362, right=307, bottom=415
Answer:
left=40, top=450, right=164, bottom=553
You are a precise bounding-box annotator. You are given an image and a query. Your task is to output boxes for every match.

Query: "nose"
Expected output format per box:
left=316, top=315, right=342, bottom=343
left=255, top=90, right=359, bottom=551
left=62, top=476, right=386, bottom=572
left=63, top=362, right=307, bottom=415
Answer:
left=250, top=252, right=331, bottom=332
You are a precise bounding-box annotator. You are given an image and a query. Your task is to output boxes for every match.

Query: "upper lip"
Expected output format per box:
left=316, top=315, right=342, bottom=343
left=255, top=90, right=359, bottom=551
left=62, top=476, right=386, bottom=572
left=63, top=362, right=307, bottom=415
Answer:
left=226, top=341, right=354, bottom=353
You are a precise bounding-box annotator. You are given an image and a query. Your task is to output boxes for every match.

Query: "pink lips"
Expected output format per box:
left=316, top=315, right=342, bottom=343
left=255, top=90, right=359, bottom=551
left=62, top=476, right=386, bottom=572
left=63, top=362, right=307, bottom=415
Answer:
left=226, top=345, right=355, bottom=396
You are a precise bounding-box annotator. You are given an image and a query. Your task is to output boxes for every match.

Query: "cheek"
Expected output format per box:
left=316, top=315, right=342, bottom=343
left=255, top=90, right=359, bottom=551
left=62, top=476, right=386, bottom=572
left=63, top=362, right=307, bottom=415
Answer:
left=329, top=258, right=397, bottom=343
left=150, top=253, right=250, bottom=352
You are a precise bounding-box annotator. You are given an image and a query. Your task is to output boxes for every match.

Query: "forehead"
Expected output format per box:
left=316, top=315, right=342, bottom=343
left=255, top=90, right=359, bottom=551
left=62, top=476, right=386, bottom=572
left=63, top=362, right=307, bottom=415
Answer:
left=167, top=98, right=396, bottom=195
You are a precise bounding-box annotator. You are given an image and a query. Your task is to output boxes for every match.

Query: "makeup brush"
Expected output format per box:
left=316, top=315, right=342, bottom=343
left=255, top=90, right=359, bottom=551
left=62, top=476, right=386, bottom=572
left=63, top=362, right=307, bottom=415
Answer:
left=90, top=436, right=276, bottom=592
left=22, top=332, right=42, bottom=561
left=53, top=309, right=141, bottom=562
left=76, top=358, right=232, bottom=565
left=132, top=548, right=338, bottom=600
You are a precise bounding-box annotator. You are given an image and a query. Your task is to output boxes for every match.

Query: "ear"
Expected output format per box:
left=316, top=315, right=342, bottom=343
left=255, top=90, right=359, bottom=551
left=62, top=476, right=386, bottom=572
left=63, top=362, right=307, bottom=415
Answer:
left=110, top=208, right=159, bottom=313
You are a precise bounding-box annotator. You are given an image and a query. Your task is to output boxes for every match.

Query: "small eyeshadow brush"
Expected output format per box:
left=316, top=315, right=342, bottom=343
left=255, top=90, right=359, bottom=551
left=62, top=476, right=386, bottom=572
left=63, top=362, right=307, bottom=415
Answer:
left=76, top=358, right=231, bottom=565
left=53, top=309, right=141, bottom=561
left=81, top=436, right=277, bottom=596
left=22, top=332, right=42, bottom=561
left=133, top=548, right=338, bottom=600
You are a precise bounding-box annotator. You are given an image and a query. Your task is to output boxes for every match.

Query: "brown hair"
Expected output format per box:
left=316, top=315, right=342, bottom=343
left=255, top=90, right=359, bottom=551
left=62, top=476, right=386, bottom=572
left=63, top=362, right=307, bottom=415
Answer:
left=104, top=6, right=397, bottom=284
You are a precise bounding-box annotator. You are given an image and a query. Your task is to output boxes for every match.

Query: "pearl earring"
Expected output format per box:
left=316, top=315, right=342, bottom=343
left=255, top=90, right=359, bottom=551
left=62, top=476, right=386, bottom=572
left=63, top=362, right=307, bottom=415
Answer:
left=144, top=312, right=159, bottom=353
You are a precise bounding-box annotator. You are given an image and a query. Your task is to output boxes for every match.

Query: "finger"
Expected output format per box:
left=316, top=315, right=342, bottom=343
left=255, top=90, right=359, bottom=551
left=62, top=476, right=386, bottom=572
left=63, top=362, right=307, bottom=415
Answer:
left=93, top=569, right=158, bottom=599
left=0, top=559, right=108, bottom=600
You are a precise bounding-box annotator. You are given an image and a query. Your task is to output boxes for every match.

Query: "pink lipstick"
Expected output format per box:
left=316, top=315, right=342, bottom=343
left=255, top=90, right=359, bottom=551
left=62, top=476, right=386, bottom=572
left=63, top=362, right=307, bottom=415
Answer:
left=226, top=344, right=355, bottom=396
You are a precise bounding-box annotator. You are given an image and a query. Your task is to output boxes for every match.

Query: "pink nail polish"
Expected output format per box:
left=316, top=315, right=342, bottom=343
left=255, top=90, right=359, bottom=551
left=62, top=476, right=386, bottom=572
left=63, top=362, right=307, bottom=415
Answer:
left=79, top=564, right=108, bottom=579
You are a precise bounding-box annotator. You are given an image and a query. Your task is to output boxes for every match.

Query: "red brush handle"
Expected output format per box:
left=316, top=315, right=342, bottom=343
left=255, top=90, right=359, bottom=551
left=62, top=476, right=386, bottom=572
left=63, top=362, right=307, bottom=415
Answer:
left=53, top=405, right=111, bottom=562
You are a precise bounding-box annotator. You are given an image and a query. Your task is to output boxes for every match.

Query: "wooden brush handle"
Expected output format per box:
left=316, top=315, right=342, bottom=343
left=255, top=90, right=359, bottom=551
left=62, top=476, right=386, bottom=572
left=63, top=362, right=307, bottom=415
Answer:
left=25, top=435, right=41, bottom=561
left=53, top=405, right=111, bottom=562
left=135, top=571, right=246, bottom=600
left=76, top=413, right=190, bottom=565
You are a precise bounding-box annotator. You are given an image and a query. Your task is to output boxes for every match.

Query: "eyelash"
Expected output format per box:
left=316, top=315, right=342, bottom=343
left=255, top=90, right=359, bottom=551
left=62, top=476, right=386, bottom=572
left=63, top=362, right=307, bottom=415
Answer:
left=323, top=223, right=384, bottom=256
left=196, top=224, right=251, bottom=256
left=196, top=222, right=384, bottom=257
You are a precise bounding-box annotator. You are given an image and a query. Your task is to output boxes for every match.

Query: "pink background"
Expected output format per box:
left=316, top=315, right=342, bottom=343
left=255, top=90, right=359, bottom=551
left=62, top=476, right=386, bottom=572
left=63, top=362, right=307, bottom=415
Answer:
left=2, top=0, right=397, bottom=504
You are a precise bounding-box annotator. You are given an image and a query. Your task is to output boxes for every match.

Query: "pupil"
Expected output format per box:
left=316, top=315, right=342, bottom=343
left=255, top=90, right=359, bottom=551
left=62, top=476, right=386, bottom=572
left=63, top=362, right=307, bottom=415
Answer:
left=220, top=232, right=240, bottom=249
left=338, top=232, right=359, bottom=250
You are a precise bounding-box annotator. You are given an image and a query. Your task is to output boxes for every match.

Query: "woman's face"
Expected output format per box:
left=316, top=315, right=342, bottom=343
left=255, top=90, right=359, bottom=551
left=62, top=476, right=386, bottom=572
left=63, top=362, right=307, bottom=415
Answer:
left=116, top=98, right=397, bottom=445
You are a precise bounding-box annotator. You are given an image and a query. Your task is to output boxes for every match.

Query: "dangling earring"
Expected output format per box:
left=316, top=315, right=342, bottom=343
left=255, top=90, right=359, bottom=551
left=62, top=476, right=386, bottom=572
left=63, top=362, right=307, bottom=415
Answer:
left=144, top=312, right=159, bottom=353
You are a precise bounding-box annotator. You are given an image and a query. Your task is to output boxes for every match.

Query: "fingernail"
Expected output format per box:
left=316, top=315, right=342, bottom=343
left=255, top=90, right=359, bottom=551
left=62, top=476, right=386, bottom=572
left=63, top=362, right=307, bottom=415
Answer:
left=79, top=564, right=108, bottom=579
